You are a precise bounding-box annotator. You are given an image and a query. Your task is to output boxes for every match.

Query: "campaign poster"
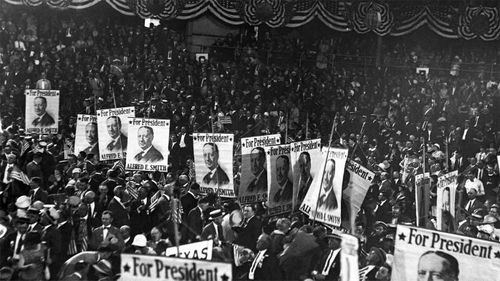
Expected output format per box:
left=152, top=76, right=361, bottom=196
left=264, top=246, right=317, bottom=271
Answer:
left=266, top=144, right=293, bottom=216
left=25, top=89, right=59, bottom=134
left=341, top=234, right=359, bottom=281
left=299, top=148, right=348, bottom=227
left=120, top=253, right=232, bottom=281
left=125, top=118, right=169, bottom=172
left=437, top=171, right=458, bottom=231
left=402, top=155, right=421, bottom=183
left=74, top=115, right=98, bottom=158
left=392, top=225, right=500, bottom=281
left=193, top=133, right=235, bottom=197
left=415, top=173, right=431, bottom=227
left=96, top=106, right=135, bottom=161
left=165, top=240, right=213, bottom=260
left=290, top=139, right=322, bottom=211
left=239, top=134, right=281, bottom=204
left=344, top=160, right=374, bottom=230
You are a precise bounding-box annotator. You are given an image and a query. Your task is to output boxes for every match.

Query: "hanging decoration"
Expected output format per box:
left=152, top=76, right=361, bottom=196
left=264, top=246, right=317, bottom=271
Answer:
left=235, top=0, right=296, bottom=27
left=459, top=6, right=500, bottom=41
left=136, top=0, right=187, bottom=19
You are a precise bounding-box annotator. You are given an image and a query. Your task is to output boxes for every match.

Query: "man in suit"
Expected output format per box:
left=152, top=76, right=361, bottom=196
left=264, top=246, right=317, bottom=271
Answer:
left=273, top=155, right=293, bottom=203
left=233, top=204, right=262, bottom=252
left=297, top=152, right=313, bottom=205
left=83, top=122, right=99, bottom=156
left=26, top=152, right=43, bottom=180
left=40, top=207, right=63, bottom=277
left=89, top=210, right=124, bottom=250
left=464, top=187, right=484, bottom=214
left=133, top=126, right=164, bottom=163
left=32, top=96, right=55, bottom=127
left=246, top=147, right=267, bottom=193
left=374, top=191, right=393, bottom=223
left=318, top=159, right=338, bottom=210
left=107, top=186, right=130, bottom=228
left=186, top=197, right=210, bottom=243
left=83, top=191, right=103, bottom=236
left=29, top=177, right=48, bottom=203
left=201, top=209, right=224, bottom=243
left=202, top=143, right=229, bottom=185
left=181, top=182, right=200, bottom=220
left=1, top=215, right=29, bottom=266
left=105, top=116, right=127, bottom=152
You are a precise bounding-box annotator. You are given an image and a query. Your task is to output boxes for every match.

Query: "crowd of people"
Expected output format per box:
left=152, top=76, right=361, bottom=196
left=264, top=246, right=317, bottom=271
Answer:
left=0, top=2, right=500, bottom=281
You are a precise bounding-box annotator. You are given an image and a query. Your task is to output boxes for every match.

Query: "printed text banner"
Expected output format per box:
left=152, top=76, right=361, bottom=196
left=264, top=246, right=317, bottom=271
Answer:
left=344, top=160, right=374, bottom=230
left=392, top=225, right=500, bottom=281
left=75, top=115, right=98, bottom=159
left=239, top=134, right=281, bottom=204
left=266, top=144, right=293, bottom=216
left=25, top=89, right=60, bottom=134
left=436, top=171, right=458, bottom=231
left=290, top=139, right=322, bottom=211
left=97, top=106, right=135, bottom=161
left=300, top=148, right=348, bottom=227
left=125, top=118, right=170, bottom=172
left=193, top=133, right=235, bottom=197
left=165, top=240, right=213, bottom=260
left=120, top=254, right=232, bottom=281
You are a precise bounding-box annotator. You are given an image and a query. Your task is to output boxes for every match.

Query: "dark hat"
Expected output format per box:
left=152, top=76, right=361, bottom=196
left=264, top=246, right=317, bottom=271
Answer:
left=369, top=247, right=387, bottom=265
left=373, top=221, right=388, bottom=230
left=199, top=196, right=210, bottom=204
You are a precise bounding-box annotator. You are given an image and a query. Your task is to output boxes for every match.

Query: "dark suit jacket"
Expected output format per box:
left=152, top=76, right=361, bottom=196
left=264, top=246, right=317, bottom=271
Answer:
left=134, top=146, right=164, bottom=163
left=274, top=180, right=293, bottom=202
left=106, top=134, right=128, bottom=152
left=1, top=231, right=21, bottom=266
left=201, top=222, right=224, bottom=241
left=31, top=188, right=49, bottom=203
left=319, top=189, right=338, bottom=210
left=57, top=221, right=73, bottom=259
left=32, top=113, right=55, bottom=127
left=83, top=143, right=99, bottom=156
left=202, top=166, right=230, bottom=185
left=107, top=197, right=130, bottom=228
left=41, top=224, right=62, bottom=265
left=234, top=216, right=262, bottom=252
left=89, top=225, right=124, bottom=250
left=26, top=161, right=43, bottom=179
left=375, top=200, right=392, bottom=223
left=246, top=171, right=267, bottom=193
left=187, top=207, right=205, bottom=242
left=180, top=192, right=198, bottom=219
left=297, top=176, right=312, bottom=203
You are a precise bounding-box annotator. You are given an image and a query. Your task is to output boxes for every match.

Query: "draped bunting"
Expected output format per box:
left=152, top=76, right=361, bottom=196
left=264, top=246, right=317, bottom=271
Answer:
left=3, top=0, right=500, bottom=41
left=349, top=1, right=393, bottom=36
left=459, top=6, right=500, bottom=41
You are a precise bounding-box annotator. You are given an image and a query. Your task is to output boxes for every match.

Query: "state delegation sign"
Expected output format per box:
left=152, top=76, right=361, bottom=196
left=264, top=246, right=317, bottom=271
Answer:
left=165, top=240, right=213, bottom=260
left=392, top=225, right=500, bottom=281
left=120, top=254, right=232, bottom=281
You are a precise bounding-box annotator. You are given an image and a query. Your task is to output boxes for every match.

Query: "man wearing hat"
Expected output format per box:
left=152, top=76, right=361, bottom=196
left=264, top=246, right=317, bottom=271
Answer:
left=311, top=233, right=341, bottom=281
left=1, top=213, right=30, bottom=265
left=201, top=209, right=224, bottom=244
left=26, top=206, right=42, bottom=232
left=186, top=196, right=210, bottom=243
left=131, top=234, right=155, bottom=255
left=29, top=177, right=48, bottom=203
left=40, top=207, right=62, bottom=278
left=26, top=152, right=43, bottom=180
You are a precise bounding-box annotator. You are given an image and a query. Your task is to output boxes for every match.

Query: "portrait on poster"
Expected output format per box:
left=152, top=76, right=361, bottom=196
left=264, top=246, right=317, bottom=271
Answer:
left=74, top=114, right=99, bottom=159
left=25, top=89, right=59, bottom=134
left=125, top=118, right=169, bottom=172
left=239, top=134, right=281, bottom=204
left=97, top=106, right=135, bottom=160
left=193, top=133, right=235, bottom=197
left=266, top=144, right=293, bottom=216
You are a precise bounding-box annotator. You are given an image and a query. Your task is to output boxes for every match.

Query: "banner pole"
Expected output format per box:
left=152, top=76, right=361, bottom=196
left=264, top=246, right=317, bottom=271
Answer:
left=172, top=198, right=181, bottom=257
left=312, top=118, right=336, bottom=225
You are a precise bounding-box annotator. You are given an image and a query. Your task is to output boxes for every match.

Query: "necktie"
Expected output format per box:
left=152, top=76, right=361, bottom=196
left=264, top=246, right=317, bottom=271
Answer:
left=15, top=234, right=24, bottom=254
left=275, top=189, right=281, bottom=202
left=33, top=118, right=40, bottom=126
left=107, top=141, right=115, bottom=151
left=319, top=194, right=326, bottom=206
left=136, top=151, right=144, bottom=161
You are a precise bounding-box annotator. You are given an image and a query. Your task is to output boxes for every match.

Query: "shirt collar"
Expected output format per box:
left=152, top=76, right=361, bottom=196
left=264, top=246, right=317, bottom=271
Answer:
left=141, top=145, right=153, bottom=155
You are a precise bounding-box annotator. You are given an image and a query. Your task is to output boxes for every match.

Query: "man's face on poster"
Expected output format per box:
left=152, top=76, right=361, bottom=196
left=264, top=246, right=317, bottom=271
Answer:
left=107, top=117, right=121, bottom=139
left=250, top=148, right=265, bottom=175
left=322, top=159, right=335, bottom=193
left=203, top=144, right=218, bottom=170
left=85, top=123, right=97, bottom=145
left=442, top=189, right=450, bottom=211
left=276, top=156, right=289, bottom=186
left=137, top=127, right=153, bottom=150
left=299, top=153, right=311, bottom=178
left=417, top=253, right=458, bottom=281
left=34, top=97, right=47, bottom=116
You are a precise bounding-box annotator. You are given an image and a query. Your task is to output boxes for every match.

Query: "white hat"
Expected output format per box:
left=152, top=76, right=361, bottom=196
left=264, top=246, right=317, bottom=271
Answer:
left=15, top=195, right=31, bottom=209
left=47, top=207, right=60, bottom=221
left=132, top=234, right=147, bottom=247
left=72, top=168, right=82, bottom=174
